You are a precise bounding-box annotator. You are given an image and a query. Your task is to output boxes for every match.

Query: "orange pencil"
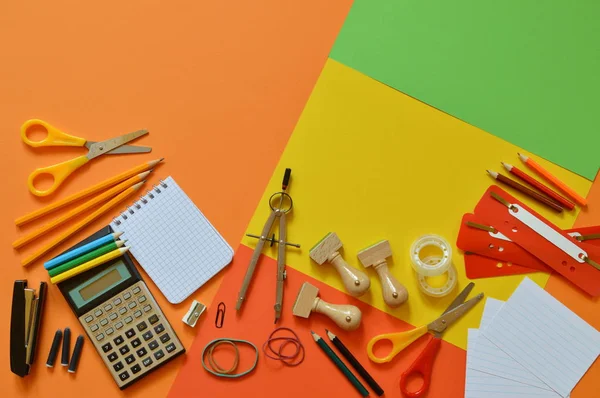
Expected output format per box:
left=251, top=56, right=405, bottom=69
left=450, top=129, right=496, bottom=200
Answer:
left=21, top=181, right=145, bottom=267
left=518, top=153, right=587, bottom=207
left=15, top=158, right=163, bottom=226
left=12, top=171, right=151, bottom=249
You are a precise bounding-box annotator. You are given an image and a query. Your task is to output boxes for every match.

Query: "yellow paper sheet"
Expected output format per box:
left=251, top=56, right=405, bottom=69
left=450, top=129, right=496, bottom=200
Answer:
left=243, top=59, right=591, bottom=349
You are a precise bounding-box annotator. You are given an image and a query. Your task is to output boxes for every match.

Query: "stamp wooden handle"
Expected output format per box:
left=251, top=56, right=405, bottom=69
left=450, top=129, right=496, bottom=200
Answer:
left=329, top=252, right=371, bottom=297
left=374, top=262, right=408, bottom=308
left=313, top=298, right=362, bottom=331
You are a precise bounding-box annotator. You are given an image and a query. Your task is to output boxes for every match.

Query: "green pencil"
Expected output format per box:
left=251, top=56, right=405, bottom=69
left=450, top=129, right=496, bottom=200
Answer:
left=311, top=331, right=369, bottom=397
left=48, top=240, right=125, bottom=277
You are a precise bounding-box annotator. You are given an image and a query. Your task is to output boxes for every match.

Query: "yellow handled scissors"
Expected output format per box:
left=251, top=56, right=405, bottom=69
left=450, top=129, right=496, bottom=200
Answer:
left=367, top=282, right=483, bottom=397
left=21, top=119, right=151, bottom=196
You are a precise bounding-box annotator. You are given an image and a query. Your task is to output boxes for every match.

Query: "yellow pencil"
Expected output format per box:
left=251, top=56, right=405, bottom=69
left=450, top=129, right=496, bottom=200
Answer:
left=21, top=181, right=144, bottom=267
left=50, top=247, right=130, bottom=284
left=15, top=158, right=163, bottom=227
left=13, top=171, right=151, bottom=249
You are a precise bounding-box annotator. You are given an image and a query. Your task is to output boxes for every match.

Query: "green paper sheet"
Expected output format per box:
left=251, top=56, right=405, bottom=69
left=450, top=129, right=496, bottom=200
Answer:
left=331, top=0, right=600, bottom=180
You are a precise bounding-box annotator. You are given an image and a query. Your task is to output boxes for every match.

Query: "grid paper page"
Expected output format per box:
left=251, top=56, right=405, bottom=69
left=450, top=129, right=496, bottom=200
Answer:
left=482, top=278, right=600, bottom=398
left=111, top=176, right=233, bottom=304
left=466, top=329, right=560, bottom=398
left=469, top=298, right=557, bottom=392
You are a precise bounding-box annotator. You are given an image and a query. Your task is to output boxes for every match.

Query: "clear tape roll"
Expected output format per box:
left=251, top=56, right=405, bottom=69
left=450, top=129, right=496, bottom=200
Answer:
left=410, top=235, right=457, bottom=297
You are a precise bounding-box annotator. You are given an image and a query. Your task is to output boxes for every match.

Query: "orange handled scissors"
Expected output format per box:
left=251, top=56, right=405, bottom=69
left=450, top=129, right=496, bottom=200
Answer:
left=21, top=119, right=151, bottom=196
left=367, top=282, right=483, bottom=397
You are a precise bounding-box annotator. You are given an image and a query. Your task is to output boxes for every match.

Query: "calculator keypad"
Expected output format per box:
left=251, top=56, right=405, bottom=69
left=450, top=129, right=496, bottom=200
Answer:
left=78, top=281, right=185, bottom=389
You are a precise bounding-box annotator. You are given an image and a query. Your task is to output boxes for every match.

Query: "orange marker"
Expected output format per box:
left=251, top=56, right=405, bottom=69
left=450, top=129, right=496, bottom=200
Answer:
left=15, top=158, right=163, bottom=227
left=518, top=153, right=587, bottom=207
left=21, top=181, right=145, bottom=267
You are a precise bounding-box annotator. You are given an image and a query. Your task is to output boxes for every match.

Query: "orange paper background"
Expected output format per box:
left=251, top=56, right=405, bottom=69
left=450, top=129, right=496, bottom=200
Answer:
left=0, top=1, right=352, bottom=397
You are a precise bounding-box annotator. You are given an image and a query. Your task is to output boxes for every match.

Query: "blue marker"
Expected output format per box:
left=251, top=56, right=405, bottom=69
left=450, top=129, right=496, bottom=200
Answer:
left=44, top=232, right=123, bottom=270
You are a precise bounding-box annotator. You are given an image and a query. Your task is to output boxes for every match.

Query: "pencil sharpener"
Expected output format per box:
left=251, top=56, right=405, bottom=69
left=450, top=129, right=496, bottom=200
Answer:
left=182, top=300, right=206, bottom=327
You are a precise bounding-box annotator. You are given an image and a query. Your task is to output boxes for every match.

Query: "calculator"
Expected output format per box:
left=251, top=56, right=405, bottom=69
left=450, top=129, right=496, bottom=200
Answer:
left=57, top=226, right=185, bottom=389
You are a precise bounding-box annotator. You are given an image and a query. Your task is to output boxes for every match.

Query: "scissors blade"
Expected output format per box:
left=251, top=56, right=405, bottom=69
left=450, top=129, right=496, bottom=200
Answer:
left=442, top=282, right=475, bottom=315
left=85, top=141, right=152, bottom=154
left=427, top=293, right=484, bottom=334
left=86, top=129, right=149, bottom=160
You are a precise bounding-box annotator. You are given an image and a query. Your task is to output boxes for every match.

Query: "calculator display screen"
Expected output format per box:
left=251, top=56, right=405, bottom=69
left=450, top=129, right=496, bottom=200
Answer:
left=68, top=260, right=132, bottom=310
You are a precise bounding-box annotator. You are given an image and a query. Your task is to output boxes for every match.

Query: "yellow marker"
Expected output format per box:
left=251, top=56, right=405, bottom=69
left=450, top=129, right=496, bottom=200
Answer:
left=50, top=247, right=130, bottom=284
left=15, top=158, right=163, bottom=226
left=21, top=181, right=144, bottom=267
left=13, top=171, right=150, bottom=249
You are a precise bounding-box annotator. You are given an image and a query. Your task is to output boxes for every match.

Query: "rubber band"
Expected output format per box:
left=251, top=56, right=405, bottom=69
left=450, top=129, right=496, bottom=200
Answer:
left=201, top=338, right=258, bottom=378
left=262, top=327, right=305, bottom=367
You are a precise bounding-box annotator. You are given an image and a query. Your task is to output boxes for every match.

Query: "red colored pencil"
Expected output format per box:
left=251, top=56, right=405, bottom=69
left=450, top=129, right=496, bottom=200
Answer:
left=486, top=170, right=563, bottom=213
left=501, top=162, right=575, bottom=210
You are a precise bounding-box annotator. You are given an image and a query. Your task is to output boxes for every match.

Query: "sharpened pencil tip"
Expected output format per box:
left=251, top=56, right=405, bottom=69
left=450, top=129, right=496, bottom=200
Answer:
left=501, top=162, right=513, bottom=171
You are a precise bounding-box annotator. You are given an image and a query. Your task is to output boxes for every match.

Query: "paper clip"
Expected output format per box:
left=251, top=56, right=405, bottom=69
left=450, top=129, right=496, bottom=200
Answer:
left=215, top=302, right=226, bottom=328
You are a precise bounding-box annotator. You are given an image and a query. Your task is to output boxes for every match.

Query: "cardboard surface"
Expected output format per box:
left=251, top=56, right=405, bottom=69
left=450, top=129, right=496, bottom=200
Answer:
left=0, top=1, right=353, bottom=397
left=169, top=244, right=467, bottom=398
left=330, top=0, right=600, bottom=180
left=242, top=59, right=591, bottom=350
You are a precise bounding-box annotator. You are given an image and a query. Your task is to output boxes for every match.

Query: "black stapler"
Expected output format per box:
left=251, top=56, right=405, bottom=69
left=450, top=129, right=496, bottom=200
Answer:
left=10, top=280, right=47, bottom=377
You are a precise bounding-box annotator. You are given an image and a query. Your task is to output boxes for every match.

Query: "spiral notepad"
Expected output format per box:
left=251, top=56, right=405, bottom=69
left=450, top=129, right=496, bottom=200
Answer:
left=110, top=176, right=233, bottom=304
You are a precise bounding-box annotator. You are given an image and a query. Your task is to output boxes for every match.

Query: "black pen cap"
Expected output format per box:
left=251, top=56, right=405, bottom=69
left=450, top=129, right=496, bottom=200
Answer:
left=46, top=329, right=63, bottom=367
left=61, top=327, right=71, bottom=366
left=68, top=335, right=84, bottom=374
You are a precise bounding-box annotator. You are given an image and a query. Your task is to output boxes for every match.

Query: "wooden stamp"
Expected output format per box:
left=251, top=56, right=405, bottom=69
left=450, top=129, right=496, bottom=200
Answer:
left=292, top=282, right=362, bottom=331
left=309, top=233, right=370, bottom=297
left=358, top=240, right=408, bottom=308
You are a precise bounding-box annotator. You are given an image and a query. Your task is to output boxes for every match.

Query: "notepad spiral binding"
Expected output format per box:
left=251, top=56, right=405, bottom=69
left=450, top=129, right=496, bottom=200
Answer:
left=113, top=180, right=169, bottom=226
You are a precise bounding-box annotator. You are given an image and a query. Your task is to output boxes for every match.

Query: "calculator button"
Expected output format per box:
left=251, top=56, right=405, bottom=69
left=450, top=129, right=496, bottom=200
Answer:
left=165, top=343, right=177, bottom=353
left=128, top=302, right=137, bottom=309
left=90, top=324, right=99, bottom=332
left=119, top=345, right=130, bottom=355
left=148, top=314, right=159, bottom=324
left=109, top=313, right=118, bottom=321
left=131, top=364, right=142, bottom=374
left=143, top=305, right=152, bottom=313
left=125, top=329, right=136, bottom=338
left=96, top=333, right=105, bottom=341
left=113, top=361, right=124, bottom=371
left=134, top=310, right=143, bottom=318
left=94, top=309, right=103, bottom=317
left=114, top=336, right=124, bottom=346
left=107, top=352, right=118, bottom=362
left=118, top=371, right=130, bottom=381
left=131, top=338, right=142, bottom=348
left=119, top=307, right=127, bottom=315
left=154, top=324, right=165, bottom=334
left=84, top=315, right=93, bottom=323
left=148, top=340, right=159, bottom=350
left=154, top=350, right=165, bottom=360
left=160, top=333, right=170, bottom=344
left=132, top=286, right=141, bottom=294
left=101, top=343, right=113, bottom=353
left=136, top=347, right=148, bottom=358
left=138, top=295, right=147, bottom=303
left=100, top=318, right=109, bottom=326
left=113, top=298, right=122, bottom=306
left=123, top=292, right=132, bottom=300
left=106, top=327, right=114, bottom=335
left=137, top=321, right=148, bottom=332
left=125, top=316, right=133, bottom=324
left=142, top=331, right=153, bottom=341
left=104, top=304, right=113, bottom=312
left=125, top=354, right=135, bottom=364
left=115, top=322, right=124, bottom=330
left=142, top=357, right=153, bottom=367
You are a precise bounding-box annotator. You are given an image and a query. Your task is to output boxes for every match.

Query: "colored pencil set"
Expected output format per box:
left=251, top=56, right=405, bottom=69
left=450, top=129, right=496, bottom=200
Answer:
left=12, top=159, right=163, bottom=268
left=487, top=153, right=586, bottom=213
